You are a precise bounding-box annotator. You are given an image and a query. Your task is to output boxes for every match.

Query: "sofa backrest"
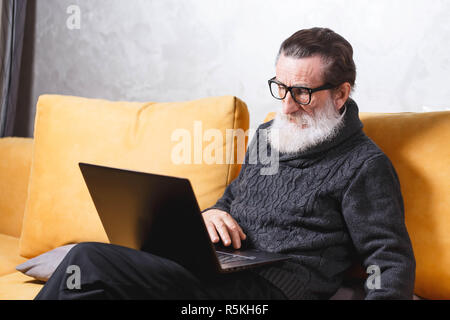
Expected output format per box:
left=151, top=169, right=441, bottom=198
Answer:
left=264, top=110, right=450, bottom=300
left=19, top=95, right=249, bottom=259
left=0, top=138, right=33, bottom=237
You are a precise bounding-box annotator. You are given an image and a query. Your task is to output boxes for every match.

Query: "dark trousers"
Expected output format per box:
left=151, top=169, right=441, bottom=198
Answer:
left=34, top=242, right=287, bottom=300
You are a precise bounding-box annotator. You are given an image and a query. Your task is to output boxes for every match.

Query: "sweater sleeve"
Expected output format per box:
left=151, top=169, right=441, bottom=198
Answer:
left=341, top=154, right=416, bottom=300
left=201, top=174, right=241, bottom=214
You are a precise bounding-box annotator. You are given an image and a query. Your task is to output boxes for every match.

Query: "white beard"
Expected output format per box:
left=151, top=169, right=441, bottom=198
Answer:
left=268, top=98, right=346, bottom=154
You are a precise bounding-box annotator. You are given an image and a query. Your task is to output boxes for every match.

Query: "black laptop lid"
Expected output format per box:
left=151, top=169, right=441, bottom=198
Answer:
left=79, top=163, right=221, bottom=276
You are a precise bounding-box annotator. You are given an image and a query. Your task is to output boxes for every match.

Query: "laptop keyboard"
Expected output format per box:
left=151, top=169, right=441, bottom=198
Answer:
left=216, top=251, right=256, bottom=264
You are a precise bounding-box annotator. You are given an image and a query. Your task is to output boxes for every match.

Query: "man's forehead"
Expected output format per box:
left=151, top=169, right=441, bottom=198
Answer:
left=275, top=55, right=325, bottom=86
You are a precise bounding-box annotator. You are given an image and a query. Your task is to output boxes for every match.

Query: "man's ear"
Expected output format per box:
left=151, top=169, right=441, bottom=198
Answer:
left=333, top=82, right=351, bottom=111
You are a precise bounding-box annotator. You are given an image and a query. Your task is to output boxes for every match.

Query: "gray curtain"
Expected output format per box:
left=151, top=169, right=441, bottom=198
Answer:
left=0, top=0, right=26, bottom=137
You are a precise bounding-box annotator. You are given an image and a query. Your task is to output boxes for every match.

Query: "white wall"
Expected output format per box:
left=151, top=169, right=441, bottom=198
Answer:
left=29, top=0, right=450, bottom=134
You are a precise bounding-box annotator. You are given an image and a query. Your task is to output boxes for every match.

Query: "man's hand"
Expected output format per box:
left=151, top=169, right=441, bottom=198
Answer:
left=202, top=209, right=246, bottom=249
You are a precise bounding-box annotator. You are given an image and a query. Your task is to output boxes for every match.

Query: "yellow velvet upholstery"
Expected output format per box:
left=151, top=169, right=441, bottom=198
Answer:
left=0, top=272, right=44, bottom=300
left=264, top=110, right=450, bottom=300
left=0, top=234, right=27, bottom=277
left=0, top=138, right=33, bottom=237
left=18, top=94, right=249, bottom=259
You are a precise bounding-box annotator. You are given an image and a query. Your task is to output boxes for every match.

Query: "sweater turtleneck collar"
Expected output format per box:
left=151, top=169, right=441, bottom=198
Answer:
left=271, top=98, right=364, bottom=165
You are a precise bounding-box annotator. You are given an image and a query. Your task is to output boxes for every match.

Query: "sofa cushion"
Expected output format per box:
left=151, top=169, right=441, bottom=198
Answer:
left=16, top=244, right=77, bottom=281
left=264, top=109, right=450, bottom=300
left=0, top=272, right=44, bottom=300
left=19, top=95, right=249, bottom=259
left=0, top=138, right=33, bottom=237
left=0, top=233, right=27, bottom=277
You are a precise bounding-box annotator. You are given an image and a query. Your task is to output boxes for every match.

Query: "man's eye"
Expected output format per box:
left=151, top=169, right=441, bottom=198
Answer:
left=292, top=87, right=307, bottom=94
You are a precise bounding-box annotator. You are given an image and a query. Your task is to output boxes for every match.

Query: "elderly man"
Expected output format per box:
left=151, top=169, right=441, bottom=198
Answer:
left=35, top=27, right=415, bottom=300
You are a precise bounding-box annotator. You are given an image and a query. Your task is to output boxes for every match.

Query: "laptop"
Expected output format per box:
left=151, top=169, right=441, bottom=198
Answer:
left=78, top=162, right=290, bottom=276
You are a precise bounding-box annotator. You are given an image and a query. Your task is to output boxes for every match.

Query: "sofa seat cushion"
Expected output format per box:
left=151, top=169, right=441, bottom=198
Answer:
left=0, top=233, right=27, bottom=277
left=19, top=95, right=249, bottom=259
left=0, top=272, right=43, bottom=300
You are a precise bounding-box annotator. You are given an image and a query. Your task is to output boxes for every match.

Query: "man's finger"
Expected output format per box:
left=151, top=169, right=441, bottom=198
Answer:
left=223, top=215, right=246, bottom=240
left=233, top=223, right=246, bottom=240
left=239, top=228, right=246, bottom=240
left=215, top=221, right=232, bottom=246
left=223, top=217, right=243, bottom=249
left=205, top=221, right=219, bottom=243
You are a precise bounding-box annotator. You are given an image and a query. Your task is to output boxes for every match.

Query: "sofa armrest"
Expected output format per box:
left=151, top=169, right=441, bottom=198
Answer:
left=0, top=137, right=33, bottom=237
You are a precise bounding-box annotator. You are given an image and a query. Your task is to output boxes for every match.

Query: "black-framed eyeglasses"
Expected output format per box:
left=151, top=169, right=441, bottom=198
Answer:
left=268, top=77, right=336, bottom=105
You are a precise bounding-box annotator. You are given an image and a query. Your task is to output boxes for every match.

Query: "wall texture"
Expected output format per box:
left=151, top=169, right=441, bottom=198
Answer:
left=20, top=0, right=450, bottom=136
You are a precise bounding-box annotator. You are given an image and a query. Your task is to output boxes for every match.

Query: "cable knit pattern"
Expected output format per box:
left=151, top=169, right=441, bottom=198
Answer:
left=205, top=99, right=416, bottom=300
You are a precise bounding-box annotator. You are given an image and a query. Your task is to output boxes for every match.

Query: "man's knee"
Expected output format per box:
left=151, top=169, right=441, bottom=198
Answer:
left=67, top=241, right=102, bottom=254
left=59, top=242, right=119, bottom=285
left=63, top=242, right=110, bottom=266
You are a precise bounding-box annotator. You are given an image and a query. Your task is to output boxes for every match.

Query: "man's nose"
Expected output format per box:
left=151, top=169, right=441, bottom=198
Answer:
left=281, top=91, right=300, bottom=115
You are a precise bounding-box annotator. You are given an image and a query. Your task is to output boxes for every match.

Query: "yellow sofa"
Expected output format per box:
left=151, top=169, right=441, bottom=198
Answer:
left=0, top=94, right=449, bottom=300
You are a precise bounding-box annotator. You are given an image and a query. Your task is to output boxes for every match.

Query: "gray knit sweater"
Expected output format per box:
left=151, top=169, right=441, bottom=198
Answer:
left=206, top=99, right=416, bottom=300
